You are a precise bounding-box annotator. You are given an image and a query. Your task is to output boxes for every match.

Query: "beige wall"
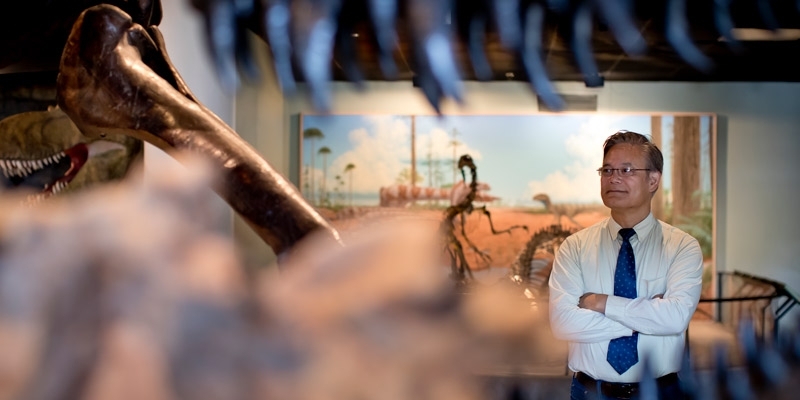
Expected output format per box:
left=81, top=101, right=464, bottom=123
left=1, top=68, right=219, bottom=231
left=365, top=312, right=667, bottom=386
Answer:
left=152, top=0, right=235, bottom=238
left=232, top=37, right=286, bottom=269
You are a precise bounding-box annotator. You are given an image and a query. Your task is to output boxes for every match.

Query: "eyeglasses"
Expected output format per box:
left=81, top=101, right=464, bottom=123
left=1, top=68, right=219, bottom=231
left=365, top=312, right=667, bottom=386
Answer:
left=597, top=167, right=651, bottom=177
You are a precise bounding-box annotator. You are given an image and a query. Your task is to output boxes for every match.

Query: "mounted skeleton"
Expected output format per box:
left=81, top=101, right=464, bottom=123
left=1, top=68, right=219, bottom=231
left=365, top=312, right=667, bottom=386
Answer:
left=440, top=154, right=527, bottom=286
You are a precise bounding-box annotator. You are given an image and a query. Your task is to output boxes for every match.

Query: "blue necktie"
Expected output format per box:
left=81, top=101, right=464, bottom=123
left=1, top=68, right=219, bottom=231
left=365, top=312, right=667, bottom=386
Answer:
left=607, top=228, right=638, bottom=374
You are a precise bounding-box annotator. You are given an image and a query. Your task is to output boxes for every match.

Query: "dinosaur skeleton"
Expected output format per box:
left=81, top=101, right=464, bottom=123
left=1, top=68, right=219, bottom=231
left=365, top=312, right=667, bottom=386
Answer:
left=508, top=223, right=575, bottom=294
left=378, top=181, right=498, bottom=208
left=533, top=192, right=608, bottom=228
left=440, top=154, right=527, bottom=286
left=55, top=4, right=342, bottom=260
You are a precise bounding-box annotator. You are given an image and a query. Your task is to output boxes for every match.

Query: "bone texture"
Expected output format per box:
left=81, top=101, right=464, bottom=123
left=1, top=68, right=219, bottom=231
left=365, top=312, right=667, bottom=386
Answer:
left=56, top=4, right=342, bottom=261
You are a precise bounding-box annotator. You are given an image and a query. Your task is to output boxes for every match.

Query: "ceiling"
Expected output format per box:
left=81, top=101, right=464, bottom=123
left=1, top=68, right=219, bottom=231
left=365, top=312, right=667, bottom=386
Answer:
left=330, top=1, right=800, bottom=85
left=1, top=1, right=799, bottom=92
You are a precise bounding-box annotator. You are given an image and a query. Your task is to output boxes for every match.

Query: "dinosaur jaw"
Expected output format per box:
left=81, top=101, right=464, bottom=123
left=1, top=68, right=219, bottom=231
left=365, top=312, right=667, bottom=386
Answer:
left=0, top=140, right=126, bottom=204
left=0, top=142, right=85, bottom=201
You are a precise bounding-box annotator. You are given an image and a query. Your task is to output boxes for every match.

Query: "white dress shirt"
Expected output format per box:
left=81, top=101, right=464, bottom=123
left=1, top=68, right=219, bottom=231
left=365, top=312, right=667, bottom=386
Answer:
left=548, top=213, right=703, bottom=382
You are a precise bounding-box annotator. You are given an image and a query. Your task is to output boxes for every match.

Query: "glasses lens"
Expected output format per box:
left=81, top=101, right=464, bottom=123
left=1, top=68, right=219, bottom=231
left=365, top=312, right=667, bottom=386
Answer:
left=598, top=167, right=644, bottom=177
left=620, top=167, right=634, bottom=176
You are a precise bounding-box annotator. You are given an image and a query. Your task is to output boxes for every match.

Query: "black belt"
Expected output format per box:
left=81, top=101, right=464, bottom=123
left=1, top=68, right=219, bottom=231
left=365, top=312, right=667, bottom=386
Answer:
left=574, top=371, right=679, bottom=399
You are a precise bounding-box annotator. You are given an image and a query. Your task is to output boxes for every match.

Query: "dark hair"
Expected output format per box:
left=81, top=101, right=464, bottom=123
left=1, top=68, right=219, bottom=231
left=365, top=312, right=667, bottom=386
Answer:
left=602, top=130, right=663, bottom=173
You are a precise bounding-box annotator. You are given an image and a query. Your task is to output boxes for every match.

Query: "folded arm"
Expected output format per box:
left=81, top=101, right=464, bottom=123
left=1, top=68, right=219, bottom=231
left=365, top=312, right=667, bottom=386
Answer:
left=603, top=238, right=704, bottom=335
left=548, top=237, right=633, bottom=343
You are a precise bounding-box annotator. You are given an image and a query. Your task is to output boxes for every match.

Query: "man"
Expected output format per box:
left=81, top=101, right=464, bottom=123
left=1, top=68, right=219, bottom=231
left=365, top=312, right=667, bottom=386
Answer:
left=549, top=130, right=703, bottom=399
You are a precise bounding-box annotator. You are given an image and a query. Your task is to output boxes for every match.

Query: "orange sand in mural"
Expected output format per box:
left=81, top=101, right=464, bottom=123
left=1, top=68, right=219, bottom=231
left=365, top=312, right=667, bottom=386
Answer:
left=320, top=206, right=610, bottom=273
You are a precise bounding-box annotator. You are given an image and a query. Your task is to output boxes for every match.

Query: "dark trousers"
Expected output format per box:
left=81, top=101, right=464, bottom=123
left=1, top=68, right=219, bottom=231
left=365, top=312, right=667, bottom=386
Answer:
left=569, top=374, right=687, bottom=400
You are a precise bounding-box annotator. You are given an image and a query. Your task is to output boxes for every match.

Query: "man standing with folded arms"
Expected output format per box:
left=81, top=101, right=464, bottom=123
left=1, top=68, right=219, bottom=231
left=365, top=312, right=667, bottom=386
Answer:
left=549, top=130, right=703, bottom=400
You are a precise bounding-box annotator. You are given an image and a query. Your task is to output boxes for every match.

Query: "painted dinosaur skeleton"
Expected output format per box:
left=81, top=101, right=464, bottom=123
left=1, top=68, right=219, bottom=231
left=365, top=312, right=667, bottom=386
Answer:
left=378, top=181, right=498, bottom=208
left=533, top=192, right=608, bottom=228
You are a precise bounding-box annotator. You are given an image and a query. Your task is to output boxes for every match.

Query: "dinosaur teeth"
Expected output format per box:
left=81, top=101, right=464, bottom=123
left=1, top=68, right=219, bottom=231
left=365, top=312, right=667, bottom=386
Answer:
left=51, top=180, right=69, bottom=194
left=22, top=192, right=49, bottom=208
left=0, top=151, right=68, bottom=179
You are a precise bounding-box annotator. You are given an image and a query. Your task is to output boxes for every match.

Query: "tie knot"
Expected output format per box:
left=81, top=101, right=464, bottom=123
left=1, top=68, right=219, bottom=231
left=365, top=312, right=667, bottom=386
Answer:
left=619, top=228, right=636, bottom=241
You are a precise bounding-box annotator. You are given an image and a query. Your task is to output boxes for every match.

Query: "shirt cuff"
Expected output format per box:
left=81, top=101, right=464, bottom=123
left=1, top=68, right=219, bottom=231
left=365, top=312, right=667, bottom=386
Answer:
left=605, top=295, right=634, bottom=333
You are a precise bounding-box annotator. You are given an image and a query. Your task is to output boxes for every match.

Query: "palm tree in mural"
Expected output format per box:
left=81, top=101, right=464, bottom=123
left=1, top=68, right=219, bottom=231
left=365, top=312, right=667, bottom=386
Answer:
left=318, top=146, right=332, bottom=206
left=334, top=175, right=345, bottom=206
left=302, top=165, right=310, bottom=199
left=303, top=127, right=324, bottom=205
left=344, top=162, right=356, bottom=207
left=448, top=128, right=461, bottom=186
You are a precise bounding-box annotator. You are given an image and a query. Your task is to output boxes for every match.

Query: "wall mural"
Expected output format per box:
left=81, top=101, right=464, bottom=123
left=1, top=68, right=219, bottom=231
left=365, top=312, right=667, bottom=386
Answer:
left=299, top=113, right=716, bottom=289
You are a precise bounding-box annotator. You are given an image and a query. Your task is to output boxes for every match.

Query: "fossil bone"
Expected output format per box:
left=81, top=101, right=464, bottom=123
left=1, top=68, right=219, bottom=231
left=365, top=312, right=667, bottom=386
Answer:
left=56, top=4, right=342, bottom=260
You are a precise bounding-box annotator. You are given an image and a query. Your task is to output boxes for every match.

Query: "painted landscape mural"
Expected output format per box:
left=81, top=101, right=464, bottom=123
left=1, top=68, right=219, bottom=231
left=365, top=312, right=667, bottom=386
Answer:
left=299, top=113, right=715, bottom=284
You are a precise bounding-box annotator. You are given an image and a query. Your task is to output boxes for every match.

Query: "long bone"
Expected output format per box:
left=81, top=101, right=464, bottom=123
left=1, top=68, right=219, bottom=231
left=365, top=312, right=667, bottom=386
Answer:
left=454, top=0, right=494, bottom=81
left=520, top=2, right=564, bottom=111
left=56, top=4, right=342, bottom=261
left=367, top=0, right=400, bottom=79
left=715, top=0, right=744, bottom=52
left=572, top=2, right=604, bottom=88
left=190, top=0, right=261, bottom=94
left=666, top=0, right=714, bottom=73
left=407, top=0, right=465, bottom=113
left=263, top=0, right=298, bottom=94
left=289, top=0, right=344, bottom=112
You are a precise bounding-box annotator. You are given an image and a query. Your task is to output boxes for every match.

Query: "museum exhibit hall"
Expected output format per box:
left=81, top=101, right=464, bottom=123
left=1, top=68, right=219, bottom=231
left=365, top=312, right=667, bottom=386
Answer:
left=0, top=1, right=799, bottom=399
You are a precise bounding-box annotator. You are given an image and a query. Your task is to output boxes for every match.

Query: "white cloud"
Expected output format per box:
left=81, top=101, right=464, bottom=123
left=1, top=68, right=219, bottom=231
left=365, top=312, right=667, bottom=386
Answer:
left=416, top=127, right=483, bottom=161
left=320, top=117, right=412, bottom=195
left=526, top=116, right=625, bottom=204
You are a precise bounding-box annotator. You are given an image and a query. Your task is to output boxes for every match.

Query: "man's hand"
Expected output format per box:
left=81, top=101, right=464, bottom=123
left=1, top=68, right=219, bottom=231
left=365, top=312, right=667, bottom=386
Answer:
left=578, top=293, right=608, bottom=313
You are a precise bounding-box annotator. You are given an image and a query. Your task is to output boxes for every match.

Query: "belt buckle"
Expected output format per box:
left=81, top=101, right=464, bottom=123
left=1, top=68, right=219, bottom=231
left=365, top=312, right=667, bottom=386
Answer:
left=601, top=382, right=638, bottom=399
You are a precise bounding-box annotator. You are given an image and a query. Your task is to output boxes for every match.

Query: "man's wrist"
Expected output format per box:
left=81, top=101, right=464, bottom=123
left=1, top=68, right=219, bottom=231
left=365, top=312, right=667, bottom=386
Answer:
left=579, top=293, right=609, bottom=313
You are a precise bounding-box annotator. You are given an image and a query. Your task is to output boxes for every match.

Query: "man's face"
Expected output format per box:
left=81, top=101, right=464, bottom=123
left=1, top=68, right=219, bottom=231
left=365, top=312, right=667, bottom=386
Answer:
left=600, top=143, right=661, bottom=214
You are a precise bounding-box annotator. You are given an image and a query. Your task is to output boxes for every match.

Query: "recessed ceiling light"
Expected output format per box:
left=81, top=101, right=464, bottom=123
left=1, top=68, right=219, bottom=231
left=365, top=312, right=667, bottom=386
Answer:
left=720, top=28, right=800, bottom=41
left=351, top=33, right=359, bottom=38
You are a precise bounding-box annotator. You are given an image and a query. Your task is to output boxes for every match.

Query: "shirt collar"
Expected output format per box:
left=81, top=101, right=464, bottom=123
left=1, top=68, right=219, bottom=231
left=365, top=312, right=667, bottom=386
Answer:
left=607, top=213, right=656, bottom=243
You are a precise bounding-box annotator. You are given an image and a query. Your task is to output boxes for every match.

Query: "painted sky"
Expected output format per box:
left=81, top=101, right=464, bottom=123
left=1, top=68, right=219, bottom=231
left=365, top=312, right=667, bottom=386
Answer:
left=301, top=113, right=713, bottom=207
